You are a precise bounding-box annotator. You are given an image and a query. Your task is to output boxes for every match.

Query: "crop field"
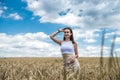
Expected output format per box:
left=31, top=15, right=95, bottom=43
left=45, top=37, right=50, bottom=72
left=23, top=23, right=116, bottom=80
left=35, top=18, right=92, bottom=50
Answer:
left=0, top=57, right=120, bottom=80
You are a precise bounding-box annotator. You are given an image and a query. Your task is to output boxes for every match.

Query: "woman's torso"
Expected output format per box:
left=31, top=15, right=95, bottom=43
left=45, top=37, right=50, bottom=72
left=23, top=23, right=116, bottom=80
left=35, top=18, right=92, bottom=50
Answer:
left=61, top=41, right=75, bottom=58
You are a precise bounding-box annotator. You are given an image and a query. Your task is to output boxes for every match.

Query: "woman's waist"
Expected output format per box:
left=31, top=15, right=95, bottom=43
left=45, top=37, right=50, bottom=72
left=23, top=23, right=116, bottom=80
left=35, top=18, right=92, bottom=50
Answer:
left=62, top=54, right=74, bottom=59
left=62, top=54, right=77, bottom=64
left=62, top=52, right=74, bottom=55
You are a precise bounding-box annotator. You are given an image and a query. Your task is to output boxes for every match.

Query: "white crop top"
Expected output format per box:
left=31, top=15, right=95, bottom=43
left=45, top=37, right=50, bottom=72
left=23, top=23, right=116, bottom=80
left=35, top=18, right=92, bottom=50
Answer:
left=61, top=41, right=74, bottom=54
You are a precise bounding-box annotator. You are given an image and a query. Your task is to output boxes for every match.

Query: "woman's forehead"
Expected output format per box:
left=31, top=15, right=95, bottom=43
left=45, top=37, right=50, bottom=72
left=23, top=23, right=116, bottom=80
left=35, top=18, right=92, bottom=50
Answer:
left=64, top=29, right=70, bottom=32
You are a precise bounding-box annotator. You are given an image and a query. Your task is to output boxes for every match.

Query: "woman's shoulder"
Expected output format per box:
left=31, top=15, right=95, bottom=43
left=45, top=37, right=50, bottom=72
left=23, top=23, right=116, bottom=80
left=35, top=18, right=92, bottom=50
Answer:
left=72, top=41, right=77, bottom=44
left=73, top=41, right=78, bottom=46
left=59, top=40, right=64, bottom=45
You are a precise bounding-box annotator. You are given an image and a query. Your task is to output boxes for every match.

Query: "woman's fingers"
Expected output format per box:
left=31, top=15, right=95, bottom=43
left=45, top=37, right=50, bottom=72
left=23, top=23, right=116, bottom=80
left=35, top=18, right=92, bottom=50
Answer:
left=59, top=28, right=64, bottom=32
left=70, top=55, right=75, bottom=63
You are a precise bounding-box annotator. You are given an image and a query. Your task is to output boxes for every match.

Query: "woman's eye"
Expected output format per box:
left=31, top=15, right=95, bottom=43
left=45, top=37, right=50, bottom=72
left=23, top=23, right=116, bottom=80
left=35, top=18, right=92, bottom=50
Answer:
left=65, top=32, right=69, bottom=33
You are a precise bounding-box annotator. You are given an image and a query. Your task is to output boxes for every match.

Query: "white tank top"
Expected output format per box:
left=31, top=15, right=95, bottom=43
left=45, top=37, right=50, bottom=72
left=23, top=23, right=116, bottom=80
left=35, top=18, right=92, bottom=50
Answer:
left=61, top=41, right=74, bottom=54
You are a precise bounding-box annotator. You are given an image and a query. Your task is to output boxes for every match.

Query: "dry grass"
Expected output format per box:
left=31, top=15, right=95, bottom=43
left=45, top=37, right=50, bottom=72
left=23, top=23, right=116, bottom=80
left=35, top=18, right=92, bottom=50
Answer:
left=0, top=57, right=120, bottom=80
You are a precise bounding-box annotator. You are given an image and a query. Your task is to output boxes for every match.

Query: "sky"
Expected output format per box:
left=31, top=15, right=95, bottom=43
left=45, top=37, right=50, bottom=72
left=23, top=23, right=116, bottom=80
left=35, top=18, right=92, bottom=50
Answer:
left=0, top=0, right=120, bottom=57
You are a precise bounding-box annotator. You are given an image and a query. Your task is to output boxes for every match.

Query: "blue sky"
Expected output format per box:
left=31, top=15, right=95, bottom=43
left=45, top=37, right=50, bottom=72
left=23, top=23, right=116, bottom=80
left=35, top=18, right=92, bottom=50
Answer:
left=0, top=0, right=120, bottom=57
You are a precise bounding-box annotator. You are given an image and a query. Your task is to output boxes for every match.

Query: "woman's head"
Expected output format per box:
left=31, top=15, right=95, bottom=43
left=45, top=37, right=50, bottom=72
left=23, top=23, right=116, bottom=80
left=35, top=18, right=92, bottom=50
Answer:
left=63, top=27, right=75, bottom=43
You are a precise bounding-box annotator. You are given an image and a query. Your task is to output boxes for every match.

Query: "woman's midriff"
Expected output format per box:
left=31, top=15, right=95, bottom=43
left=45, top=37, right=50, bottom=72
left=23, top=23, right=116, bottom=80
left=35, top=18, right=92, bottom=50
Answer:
left=62, top=54, right=74, bottom=59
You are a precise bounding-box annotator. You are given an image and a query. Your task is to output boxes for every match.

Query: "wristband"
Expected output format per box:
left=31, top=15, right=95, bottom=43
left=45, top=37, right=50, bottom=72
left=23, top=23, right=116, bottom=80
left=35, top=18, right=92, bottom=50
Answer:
left=58, top=29, right=61, bottom=33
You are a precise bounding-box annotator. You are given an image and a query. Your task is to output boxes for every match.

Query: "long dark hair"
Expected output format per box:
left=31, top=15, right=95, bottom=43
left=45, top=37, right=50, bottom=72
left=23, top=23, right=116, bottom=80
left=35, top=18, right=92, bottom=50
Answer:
left=63, top=27, right=75, bottom=44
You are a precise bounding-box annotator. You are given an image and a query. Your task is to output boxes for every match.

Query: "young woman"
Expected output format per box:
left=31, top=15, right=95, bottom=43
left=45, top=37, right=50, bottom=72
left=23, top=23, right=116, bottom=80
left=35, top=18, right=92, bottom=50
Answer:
left=50, top=27, right=80, bottom=78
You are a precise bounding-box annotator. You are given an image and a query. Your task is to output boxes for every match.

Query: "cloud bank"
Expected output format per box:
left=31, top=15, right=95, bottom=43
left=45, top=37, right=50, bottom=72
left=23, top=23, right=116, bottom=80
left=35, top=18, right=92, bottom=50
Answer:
left=0, top=30, right=120, bottom=57
left=0, top=32, right=61, bottom=57
left=25, top=0, right=120, bottom=30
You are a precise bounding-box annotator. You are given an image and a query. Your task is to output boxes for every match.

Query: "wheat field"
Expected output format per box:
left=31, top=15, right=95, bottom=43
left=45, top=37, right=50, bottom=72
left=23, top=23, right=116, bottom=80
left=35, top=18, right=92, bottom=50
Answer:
left=0, top=57, right=120, bottom=80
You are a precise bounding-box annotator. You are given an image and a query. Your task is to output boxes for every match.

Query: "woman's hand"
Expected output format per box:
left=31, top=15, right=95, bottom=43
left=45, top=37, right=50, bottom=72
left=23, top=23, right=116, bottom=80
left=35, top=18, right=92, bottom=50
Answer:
left=58, top=28, right=64, bottom=32
left=70, top=55, right=76, bottom=63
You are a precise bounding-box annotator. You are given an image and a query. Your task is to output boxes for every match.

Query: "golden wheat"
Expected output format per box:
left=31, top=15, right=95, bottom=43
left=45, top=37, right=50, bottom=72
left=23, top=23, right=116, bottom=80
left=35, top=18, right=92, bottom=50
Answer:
left=0, top=57, right=120, bottom=80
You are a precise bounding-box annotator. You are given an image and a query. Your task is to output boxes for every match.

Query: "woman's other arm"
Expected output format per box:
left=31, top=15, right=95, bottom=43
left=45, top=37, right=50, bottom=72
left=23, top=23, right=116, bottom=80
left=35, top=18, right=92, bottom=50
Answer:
left=74, top=42, right=79, bottom=58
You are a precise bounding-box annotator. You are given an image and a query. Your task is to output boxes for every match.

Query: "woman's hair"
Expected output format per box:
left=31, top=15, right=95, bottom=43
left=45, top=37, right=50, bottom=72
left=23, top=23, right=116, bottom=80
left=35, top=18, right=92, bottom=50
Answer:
left=63, top=27, right=75, bottom=44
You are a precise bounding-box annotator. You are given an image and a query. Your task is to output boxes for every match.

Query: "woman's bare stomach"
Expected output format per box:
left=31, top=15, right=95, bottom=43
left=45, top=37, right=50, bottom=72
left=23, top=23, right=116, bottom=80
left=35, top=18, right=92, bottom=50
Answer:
left=62, top=54, right=74, bottom=58
left=62, top=54, right=75, bottom=63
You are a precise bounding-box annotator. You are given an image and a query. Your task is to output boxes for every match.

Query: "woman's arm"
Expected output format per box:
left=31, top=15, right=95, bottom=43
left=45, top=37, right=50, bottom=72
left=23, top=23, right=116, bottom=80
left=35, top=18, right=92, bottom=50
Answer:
left=70, top=42, right=79, bottom=62
left=74, top=42, right=79, bottom=58
left=50, top=29, right=63, bottom=45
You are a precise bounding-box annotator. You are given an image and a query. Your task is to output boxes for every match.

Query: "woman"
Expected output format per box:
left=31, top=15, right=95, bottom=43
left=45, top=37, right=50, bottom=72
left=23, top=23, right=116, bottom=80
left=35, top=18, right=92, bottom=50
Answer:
left=50, top=27, right=80, bottom=79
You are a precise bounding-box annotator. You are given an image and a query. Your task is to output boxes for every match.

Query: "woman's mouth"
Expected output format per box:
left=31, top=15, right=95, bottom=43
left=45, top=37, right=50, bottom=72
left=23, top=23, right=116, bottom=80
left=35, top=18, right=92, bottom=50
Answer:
left=65, top=35, right=69, bottom=37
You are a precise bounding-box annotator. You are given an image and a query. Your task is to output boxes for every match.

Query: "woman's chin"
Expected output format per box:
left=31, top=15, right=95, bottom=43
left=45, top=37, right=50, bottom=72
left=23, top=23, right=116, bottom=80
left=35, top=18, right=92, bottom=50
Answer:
left=65, top=36, right=70, bottom=38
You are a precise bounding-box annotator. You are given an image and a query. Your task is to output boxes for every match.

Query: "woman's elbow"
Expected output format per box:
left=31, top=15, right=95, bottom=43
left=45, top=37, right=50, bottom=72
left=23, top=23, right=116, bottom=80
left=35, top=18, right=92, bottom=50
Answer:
left=49, top=35, right=53, bottom=39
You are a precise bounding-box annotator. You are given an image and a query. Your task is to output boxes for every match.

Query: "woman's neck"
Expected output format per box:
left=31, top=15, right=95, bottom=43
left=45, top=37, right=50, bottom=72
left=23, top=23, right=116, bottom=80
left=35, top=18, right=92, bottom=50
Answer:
left=65, top=38, right=70, bottom=41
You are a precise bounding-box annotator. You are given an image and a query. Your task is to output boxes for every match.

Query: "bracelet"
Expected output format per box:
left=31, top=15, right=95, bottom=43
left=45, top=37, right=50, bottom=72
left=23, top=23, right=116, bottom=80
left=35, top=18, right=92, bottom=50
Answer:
left=58, top=29, right=61, bottom=33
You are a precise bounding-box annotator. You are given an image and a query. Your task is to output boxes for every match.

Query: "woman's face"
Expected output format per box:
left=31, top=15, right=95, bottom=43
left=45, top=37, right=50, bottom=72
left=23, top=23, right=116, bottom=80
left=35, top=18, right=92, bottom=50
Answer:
left=64, top=29, right=72, bottom=39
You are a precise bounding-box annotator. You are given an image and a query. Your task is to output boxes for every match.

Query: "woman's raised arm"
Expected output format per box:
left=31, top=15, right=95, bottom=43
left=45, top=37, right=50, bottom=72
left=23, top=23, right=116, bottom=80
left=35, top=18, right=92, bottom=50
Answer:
left=50, top=29, right=64, bottom=45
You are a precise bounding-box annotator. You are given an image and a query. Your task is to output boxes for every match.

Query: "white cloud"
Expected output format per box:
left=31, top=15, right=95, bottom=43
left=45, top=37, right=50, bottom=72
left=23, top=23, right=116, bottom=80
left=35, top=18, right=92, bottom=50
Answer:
left=24, top=32, right=49, bottom=40
left=0, top=5, right=6, bottom=16
left=0, top=31, right=119, bottom=57
left=81, top=45, right=113, bottom=57
left=116, top=30, right=120, bottom=35
left=0, top=3, right=7, bottom=17
left=8, top=13, right=23, bottom=20
left=105, top=30, right=120, bottom=44
left=0, top=10, right=3, bottom=16
left=115, top=37, right=120, bottom=44
left=78, top=46, right=99, bottom=57
left=73, top=28, right=99, bottom=43
left=31, top=17, right=35, bottom=20
left=84, top=38, right=96, bottom=43
left=115, top=48, right=120, bottom=56
left=25, top=0, right=120, bottom=30
left=0, top=32, right=61, bottom=57
left=0, top=2, right=22, bottom=20
left=51, top=13, right=83, bottom=26
left=105, top=32, right=116, bottom=38
left=3, top=6, right=7, bottom=10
